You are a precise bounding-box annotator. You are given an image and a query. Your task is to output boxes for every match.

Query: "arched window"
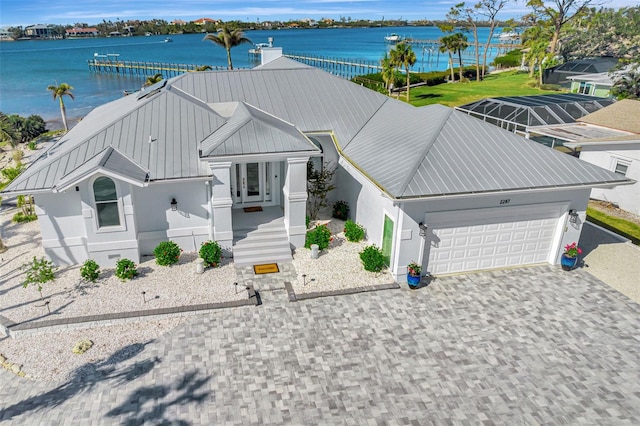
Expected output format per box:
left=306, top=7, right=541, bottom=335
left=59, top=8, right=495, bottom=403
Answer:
left=307, top=137, right=324, bottom=177
left=93, top=177, right=120, bottom=227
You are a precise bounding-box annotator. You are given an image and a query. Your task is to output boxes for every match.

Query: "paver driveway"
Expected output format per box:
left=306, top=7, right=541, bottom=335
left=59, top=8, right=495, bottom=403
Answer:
left=1, top=265, right=640, bottom=425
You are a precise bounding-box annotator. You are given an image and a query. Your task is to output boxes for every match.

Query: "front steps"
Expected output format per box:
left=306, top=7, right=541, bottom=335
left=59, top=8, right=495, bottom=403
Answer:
left=232, top=218, right=293, bottom=266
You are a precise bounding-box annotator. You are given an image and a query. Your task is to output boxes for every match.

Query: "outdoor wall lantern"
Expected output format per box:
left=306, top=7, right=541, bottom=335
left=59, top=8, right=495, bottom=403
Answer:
left=170, top=198, right=178, bottom=211
left=568, top=209, right=578, bottom=223
left=418, top=222, right=428, bottom=237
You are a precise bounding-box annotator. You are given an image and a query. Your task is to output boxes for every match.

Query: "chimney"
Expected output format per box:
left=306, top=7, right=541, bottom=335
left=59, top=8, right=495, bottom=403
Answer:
left=261, top=47, right=283, bottom=66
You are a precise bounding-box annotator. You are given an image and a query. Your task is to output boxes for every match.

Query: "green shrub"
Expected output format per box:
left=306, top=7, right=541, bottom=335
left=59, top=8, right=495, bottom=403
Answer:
left=80, top=259, right=100, bottom=282
left=153, top=241, right=181, bottom=266
left=199, top=240, right=222, bottom=267
left=12, top=212, right=37, bottom=223
left=492, top=49, right=521, bottom=68
left=27, top=141, right=37, bottom=150
left=115, top=258, right=138, bottom=280
left=359, top=244, right=386, bottom=272
left=344, top=220, right=365, bottom=242
left=21, top=256, right=56, bottom=298
left=305, top=225, right=331, bottom=250
left=332, top=200, right=349, bottom=220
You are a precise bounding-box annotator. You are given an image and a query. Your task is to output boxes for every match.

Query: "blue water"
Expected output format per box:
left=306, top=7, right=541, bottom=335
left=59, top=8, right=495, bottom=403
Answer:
left=0, top=26, right=500, bottom=122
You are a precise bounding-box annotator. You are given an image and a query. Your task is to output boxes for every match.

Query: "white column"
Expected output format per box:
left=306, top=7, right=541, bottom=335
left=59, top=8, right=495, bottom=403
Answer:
left=284, top=157, right=309, bottom=248
left=209, top=161, right=234, bottom=254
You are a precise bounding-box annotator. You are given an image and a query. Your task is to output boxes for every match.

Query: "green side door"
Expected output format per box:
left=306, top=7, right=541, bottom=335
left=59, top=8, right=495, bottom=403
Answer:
left=381, top=215, right=394, bottom=267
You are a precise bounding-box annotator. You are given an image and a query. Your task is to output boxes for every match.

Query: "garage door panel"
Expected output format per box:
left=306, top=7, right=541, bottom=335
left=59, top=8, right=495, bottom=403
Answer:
left=427, top=206, right=560, bottom=275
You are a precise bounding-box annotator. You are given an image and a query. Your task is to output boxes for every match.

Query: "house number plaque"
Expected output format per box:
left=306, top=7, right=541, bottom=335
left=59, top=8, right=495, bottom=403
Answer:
left=499, top=199, right=511, bottom=205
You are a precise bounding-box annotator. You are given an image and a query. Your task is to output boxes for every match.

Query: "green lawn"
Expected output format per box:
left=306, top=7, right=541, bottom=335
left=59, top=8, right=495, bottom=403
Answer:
left=409, top=71, right=564, bottom=107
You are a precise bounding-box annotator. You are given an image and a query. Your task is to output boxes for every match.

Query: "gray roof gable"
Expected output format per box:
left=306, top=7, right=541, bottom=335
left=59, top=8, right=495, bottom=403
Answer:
left=201, top=102, right=321, bottom=157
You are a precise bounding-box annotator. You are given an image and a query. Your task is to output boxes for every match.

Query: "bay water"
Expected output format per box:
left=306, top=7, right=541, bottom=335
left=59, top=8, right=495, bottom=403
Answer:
left=0, top=26, right=501, bottom=123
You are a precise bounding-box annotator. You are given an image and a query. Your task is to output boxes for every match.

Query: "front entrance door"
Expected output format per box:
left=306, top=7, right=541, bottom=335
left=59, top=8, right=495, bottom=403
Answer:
left=233, top=162, right=272, bottom=204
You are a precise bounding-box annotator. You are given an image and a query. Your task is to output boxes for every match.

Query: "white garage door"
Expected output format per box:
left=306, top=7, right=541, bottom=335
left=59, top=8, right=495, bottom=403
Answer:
left=425, top=204, right=564, bottom=275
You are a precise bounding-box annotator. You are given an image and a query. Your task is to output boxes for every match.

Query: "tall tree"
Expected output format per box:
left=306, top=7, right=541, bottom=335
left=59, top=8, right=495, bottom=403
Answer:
left=526, top=0, right=601, bottom=55
left=390, top=42, right=417, bottom=102
left=47, top=83, right=74, bottom=132
left=202, top=26, right=252, bottom=70
left=439, top=36, right=457, bottom=82
left=611, top=67, right=640, bottom=100
left=441, top=33, right=469, bottom=81
left=380, top=53, right=397, bottom=95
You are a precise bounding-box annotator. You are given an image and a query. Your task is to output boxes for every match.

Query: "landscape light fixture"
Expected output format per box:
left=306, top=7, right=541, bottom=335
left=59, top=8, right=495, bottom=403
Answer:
left=418, top=222, right=428, bottom=237
left=170, top=198, right=178, bottom=211
left=568, top=209, right=578, bottom=224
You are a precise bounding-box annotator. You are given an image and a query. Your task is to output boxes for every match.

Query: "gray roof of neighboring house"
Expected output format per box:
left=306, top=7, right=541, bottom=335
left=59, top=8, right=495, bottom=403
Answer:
left=577, top=99, right=640, bottom=134
left=3, top=57, right=631, bottom=198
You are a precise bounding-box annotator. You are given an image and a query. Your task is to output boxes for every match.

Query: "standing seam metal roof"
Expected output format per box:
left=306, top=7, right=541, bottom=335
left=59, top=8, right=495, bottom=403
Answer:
left=3, top=57, right=631, bottom=198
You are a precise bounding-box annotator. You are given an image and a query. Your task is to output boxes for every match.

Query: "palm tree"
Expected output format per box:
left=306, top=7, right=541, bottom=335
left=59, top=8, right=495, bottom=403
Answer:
left=195, top=65, right=213, bottom=71
left=449, top=33, right=469, bottom=82
left=390, top=42, right=417, bottom=102
left=612, top=68, right=640, bottom=100
left=438, top=38, right=456, bottom=83
left=47, top=83, right=74, bottom=132
left=203, top=26, right=252, bottom=70
left=144, top=73, right=164, bottom=87
left=380, top=53, right=397, bottom=96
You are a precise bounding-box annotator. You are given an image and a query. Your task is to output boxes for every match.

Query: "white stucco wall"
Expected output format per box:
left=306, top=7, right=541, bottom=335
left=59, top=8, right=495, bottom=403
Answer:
left=399, top=188, right=591, bottom=281
left=578, top=146, right=640, bottom=215
left=133, top=180, right=211, bottom=254
left=34, top=191, right=89, bottom=265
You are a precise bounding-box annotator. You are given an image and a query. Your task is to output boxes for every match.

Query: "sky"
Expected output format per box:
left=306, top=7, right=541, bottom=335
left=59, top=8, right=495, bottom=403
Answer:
left=1, top=0, right=638, bottom=27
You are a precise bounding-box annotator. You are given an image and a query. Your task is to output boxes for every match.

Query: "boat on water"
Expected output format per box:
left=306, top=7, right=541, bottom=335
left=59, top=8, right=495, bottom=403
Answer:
left=145, top=32, right=152, bottom=37
left=163, top=37, right=173, bottom=43
left=248, top=42, right=271, bottom=55
left=384, top=33, right=403, bottom=43
left=496, top=31, right=520, bottom=41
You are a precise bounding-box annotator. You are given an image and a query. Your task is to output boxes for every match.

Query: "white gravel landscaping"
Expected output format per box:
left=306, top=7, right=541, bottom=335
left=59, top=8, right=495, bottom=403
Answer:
left=0, top=206, right=394, bottom=382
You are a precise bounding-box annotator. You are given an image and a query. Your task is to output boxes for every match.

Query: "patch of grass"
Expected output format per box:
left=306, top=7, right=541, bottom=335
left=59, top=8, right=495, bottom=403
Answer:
left=409, top=71, right=566, bottom=107
left=586, top=207, right=640, bottom=244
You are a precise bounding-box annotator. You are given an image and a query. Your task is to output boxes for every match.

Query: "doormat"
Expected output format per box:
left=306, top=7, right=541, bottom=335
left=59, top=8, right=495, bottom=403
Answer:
left=243, top=206, right=263, bottom=213
left=253, top=263, right=279, bottom=274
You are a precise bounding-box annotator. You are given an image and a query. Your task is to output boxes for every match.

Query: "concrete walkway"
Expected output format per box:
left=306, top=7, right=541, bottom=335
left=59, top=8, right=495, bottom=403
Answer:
left=1, top=265, right=640, bottom=425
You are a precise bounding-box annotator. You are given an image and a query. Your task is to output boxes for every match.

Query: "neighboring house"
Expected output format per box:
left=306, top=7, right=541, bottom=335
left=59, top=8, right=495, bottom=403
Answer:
left=552, top=100, right=640, bottom=215
left=543, top=57, right=618, bottom=87
left=24, top=24, right=53, bottom=39
left=65, top=28, right=99, bottom=38
left=568, top=72, right=614, bottom=98
left=2, top=49, right=632, bottom=283
left=455, top=94, right=615, bottom=148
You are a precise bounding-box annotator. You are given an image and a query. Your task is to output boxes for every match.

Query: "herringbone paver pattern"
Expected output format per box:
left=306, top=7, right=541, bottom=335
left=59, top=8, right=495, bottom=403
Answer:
left=1, top=265, right=640, bottom=425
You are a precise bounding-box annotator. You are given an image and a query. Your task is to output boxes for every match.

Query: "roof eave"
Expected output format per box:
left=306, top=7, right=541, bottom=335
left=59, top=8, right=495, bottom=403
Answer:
left=391, top=180, right=636, bottom=202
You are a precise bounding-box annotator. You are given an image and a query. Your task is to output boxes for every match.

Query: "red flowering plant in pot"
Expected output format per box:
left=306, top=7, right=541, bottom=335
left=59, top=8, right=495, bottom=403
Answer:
left=561, top=242, right=582, bottom=271
left=407, top=261, right=422, bottom=287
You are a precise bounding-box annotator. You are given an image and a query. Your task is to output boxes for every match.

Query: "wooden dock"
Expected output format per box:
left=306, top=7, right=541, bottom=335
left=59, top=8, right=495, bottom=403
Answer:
left=87, top=57, right=224, bottom=78
left=283, top=53, right=382, bottom=79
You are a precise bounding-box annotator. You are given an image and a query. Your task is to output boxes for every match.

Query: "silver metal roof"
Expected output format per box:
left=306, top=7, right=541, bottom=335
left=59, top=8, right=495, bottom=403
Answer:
left=201, top=102, right=320, bottom=157
left=55, top=146, right=149, bottom=192
left=3, top=57, right=631, bottom=198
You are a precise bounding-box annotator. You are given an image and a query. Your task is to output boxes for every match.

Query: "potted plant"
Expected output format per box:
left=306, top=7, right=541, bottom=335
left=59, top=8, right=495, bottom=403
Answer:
left=407, top=261, right=421, bottom=287
left=561, top=242, right=582, bottom=271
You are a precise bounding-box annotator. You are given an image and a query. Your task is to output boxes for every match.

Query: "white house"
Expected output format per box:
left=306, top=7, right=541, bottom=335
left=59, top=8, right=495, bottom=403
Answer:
left=560, top=99, right=640, bottom=215
left=3, top=49, right=633, bottom=283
